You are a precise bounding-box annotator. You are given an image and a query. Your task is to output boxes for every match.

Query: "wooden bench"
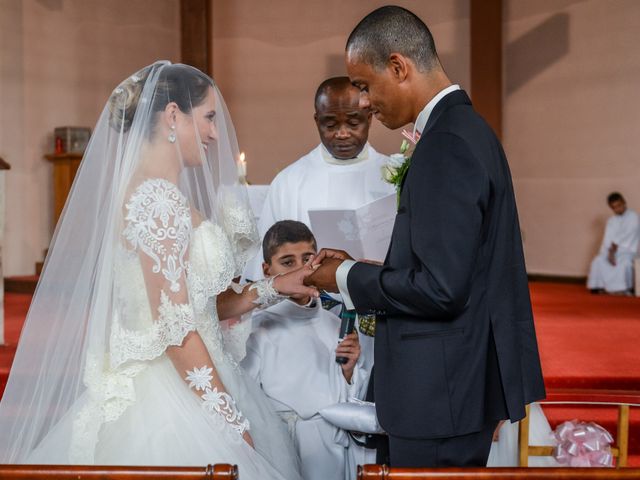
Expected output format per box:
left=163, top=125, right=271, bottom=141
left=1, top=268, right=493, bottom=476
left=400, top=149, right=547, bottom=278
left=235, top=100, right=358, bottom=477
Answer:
left=519, top=388, right=640, bottom=467
left=0, top=464, right=238, bottom=480
left=358, top=465, right=640, bottom=479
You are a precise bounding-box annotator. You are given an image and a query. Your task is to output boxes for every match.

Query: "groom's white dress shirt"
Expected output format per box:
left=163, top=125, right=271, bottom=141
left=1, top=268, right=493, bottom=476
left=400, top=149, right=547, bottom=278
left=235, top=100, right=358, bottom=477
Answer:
left=336, top=85, right=461, bottom=309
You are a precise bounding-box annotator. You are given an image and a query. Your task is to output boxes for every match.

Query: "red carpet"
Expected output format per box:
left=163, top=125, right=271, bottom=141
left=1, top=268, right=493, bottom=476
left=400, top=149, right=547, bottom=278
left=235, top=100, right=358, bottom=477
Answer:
left=532, top=282, right=640, bottom=390
left=0, top=292, right=30, bottom=397
left=1, top=284, right=639, bottom=464
left=530, top=282, right=640, bottom=466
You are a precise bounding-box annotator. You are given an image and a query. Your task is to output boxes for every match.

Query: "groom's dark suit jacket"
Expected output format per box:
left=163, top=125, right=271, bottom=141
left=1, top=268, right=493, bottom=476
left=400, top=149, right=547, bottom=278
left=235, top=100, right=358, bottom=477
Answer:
left=348, top=90, right=545, bottom=439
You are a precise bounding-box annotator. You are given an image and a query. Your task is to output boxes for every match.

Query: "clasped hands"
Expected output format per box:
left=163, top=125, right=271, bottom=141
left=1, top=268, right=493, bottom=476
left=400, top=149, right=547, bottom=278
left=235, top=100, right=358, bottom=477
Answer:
left=304, top=249, right=384, bottom=291
left=270, top=248, right=354, bottom=298
left=607, top=242, right=618, bottom=266
left=305, top=248, right=354, bottom=293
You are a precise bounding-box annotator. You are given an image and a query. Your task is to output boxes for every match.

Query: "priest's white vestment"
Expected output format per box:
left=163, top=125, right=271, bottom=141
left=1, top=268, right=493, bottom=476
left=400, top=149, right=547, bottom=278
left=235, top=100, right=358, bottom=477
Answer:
left=244, top=143, right=394, bottom=281
left=587, top=208, right=640, bottom=292
left=241, top=299, right=372, bottom=480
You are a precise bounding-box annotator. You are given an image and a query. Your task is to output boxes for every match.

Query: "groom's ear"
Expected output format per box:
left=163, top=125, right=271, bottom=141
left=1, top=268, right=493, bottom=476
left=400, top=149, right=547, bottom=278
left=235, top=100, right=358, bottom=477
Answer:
left=388, top=53, right=410, bottom=83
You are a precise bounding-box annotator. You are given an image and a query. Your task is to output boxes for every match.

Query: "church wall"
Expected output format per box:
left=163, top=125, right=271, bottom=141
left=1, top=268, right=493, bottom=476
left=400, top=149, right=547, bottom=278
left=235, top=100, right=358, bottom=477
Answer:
left=210, top=0, right=470, bottom=183
left=504, top=0, right=640, bottom=276
left=0, top=0, right=180, bottom=276
left=4, top=0, right=635, bottom=279
left=215, top=0, right=640, bottom=278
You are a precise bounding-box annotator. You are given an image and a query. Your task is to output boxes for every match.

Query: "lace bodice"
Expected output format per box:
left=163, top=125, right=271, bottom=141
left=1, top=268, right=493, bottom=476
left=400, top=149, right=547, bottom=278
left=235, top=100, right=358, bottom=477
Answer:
left=112, top=179, right=243, bottom=370
left=71, top=179, right=252, bottom=463
left=186, top=220, right=243, bottom=367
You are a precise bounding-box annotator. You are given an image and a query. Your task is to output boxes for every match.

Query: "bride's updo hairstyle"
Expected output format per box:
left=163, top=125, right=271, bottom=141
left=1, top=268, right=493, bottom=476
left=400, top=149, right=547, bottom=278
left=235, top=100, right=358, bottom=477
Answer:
left=108, top=63, right=212, bottom=136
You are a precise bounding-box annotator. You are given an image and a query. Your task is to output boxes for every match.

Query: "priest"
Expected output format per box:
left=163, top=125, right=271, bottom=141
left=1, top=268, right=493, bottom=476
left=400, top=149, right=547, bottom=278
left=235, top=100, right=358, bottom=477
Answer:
left=587, top=192, right=640, bottom=294
left=243, top=76, right=393, bottom=466
left=244, top=76, right=394, bottom=281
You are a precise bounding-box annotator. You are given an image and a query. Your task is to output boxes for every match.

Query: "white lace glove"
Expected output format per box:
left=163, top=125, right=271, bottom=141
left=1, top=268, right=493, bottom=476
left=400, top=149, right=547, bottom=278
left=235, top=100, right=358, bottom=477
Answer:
left=185, top=366, right=250, bottom=436
left=249, top=275, right=288, bottom=308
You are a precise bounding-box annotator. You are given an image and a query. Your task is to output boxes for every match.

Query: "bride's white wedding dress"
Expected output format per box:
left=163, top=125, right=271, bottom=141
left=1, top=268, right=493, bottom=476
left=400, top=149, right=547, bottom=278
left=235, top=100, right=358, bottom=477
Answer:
left=26, top=179, right=301, bottom=480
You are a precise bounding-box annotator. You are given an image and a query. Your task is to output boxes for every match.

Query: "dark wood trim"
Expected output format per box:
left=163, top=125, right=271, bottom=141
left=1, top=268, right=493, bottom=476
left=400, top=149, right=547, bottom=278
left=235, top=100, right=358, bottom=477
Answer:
left=470, top=0, right=503, bottom=139
left=527, top=274, right=586, bottom=284
left=358, top=465, right=640, bottom=479
left=0, top=156, right=10, bottom=170
left=180, top=0, right=212, bottom=75
left=4, top=276, right=38, bottom=294
left=0, top=464, right=238, bottom=480
left=44, top=153, right=83, bottom=162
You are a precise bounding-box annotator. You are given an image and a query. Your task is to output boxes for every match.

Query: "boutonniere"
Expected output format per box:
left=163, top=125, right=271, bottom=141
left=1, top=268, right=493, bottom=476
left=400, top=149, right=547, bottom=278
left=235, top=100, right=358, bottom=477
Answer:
left=381, top=129, right=420, bottom=207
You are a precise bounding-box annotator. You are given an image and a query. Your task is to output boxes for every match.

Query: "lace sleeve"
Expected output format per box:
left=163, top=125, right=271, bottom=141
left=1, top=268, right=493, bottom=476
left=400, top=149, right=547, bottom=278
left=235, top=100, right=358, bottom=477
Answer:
left=117, top=178, right=250, bottom=440
left=110, top=178, right=195, bottom=367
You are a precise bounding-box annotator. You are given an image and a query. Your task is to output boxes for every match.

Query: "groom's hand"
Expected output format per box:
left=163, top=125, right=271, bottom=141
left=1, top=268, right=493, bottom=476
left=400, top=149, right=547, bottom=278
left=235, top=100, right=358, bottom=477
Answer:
left=304, top=257, right=343, bottom=293
left=311, top=248, right=354, bottom=267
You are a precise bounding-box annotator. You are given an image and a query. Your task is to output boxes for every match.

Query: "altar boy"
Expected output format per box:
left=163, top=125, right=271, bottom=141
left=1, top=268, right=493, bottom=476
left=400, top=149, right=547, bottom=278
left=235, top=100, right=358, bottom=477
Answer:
left=241, top=221, right=371, bottom=480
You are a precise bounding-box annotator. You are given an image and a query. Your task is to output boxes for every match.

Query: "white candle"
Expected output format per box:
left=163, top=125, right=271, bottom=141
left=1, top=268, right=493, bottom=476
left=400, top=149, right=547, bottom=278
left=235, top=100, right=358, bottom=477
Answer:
left=238, top=152, right=247, bottom=178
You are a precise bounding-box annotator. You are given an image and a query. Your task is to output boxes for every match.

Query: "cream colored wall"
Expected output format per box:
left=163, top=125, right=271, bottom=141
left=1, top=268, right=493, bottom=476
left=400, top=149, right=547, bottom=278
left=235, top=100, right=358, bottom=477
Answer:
left=504, top=0, right=640, bottom=276
left=0, top=0, right=180, bottom=276
left=211, top=0, right=470, bottom=184
left=4, top=0, right=635, bottom=278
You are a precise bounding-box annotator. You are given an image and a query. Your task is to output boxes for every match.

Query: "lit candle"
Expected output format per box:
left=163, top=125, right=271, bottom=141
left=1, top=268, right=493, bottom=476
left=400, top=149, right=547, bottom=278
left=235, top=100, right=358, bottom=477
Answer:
left=238, top=152, right=247, bottom=180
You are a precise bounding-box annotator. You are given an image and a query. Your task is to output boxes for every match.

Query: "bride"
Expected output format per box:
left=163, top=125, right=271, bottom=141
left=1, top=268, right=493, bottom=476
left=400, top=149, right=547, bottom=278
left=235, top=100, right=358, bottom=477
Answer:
left=0, top=61, right=315, bottom=479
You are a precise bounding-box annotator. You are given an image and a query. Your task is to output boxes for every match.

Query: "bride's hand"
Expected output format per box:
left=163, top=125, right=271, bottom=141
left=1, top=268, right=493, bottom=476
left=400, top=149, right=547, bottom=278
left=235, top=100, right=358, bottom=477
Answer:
left=243, top=430, right=255, bottom=448
left=273, top=259, right=319, bottom=299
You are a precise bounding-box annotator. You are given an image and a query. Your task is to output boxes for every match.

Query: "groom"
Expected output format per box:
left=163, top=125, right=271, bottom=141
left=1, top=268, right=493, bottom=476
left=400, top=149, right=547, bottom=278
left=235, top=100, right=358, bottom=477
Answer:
left=306, top=6, right=545, bottom=467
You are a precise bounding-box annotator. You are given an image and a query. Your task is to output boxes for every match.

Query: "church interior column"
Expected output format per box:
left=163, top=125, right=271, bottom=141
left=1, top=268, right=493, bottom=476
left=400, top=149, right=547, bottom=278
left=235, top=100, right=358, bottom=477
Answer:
left=470, top=0, right=503, bottom=139
left=180, top=0, right=213, bottom=76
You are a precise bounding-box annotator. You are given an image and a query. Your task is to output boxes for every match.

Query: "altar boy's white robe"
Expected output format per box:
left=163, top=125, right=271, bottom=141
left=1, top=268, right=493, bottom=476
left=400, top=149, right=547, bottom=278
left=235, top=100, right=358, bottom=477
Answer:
left=242, top=143, right=393, bottom=394
left=241, top=300, right=371, bottom=480
left=244, top=143, right=394, bottom=281
left=587, top=208, right=640, bottom=292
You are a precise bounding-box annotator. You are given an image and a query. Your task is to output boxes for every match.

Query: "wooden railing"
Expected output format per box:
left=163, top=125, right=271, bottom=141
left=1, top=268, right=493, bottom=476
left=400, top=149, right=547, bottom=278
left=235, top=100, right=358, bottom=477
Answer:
left=0, top=464, right=238, bottom=480
left=519, top=388, right=640, bottom=467
left=358, top=466, right=640, bottom=479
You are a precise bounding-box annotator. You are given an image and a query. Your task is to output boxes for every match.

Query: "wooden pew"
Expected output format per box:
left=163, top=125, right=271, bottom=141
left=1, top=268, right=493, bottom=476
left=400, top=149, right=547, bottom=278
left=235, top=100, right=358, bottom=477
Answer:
left=358, top=465, right=640, bottom=479
left=0, top=464, right=238, bottom=480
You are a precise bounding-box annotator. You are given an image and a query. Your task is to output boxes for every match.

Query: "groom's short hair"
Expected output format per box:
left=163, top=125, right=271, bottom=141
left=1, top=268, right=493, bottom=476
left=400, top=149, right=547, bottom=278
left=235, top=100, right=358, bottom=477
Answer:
left=263, top=220, right=317, bottom=263
left=346, top=5, right=439, bottom=73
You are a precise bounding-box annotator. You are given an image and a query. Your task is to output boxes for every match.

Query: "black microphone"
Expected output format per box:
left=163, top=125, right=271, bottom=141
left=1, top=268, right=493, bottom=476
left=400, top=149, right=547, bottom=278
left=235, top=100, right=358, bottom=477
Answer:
left=336, top=310, right=356, bottom=365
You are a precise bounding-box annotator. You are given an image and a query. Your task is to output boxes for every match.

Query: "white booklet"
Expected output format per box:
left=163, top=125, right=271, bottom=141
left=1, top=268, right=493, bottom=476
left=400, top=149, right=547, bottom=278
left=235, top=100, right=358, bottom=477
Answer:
left=308, top=193, right=396, bottom=263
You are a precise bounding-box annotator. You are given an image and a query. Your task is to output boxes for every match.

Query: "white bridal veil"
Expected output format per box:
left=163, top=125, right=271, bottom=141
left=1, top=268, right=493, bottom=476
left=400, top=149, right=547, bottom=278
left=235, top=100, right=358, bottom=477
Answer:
left=0, top=61, right=262, bottom=463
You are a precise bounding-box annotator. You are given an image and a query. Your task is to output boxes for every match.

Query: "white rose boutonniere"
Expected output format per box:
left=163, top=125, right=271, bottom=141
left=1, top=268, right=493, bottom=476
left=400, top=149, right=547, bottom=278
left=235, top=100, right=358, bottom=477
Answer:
left=381, top=129, right=420, bottom=207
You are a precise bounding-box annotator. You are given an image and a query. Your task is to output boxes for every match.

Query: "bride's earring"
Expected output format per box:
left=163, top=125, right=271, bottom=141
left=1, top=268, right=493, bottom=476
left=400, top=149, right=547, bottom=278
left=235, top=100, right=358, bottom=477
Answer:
left=168, top=125, right=176, bottom=143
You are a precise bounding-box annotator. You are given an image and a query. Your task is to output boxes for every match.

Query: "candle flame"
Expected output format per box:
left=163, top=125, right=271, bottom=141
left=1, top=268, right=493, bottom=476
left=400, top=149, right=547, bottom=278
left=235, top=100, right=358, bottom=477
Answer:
left=239, top=152, right=246, bottom=163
